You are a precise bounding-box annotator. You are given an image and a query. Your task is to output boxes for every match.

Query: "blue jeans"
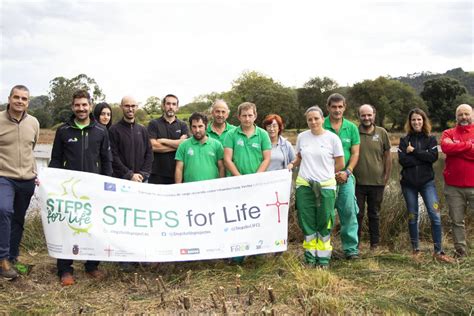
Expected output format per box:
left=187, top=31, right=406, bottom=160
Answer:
left=0, top=177, right=36, bottom=261
left=401, top=180, right=443, bottom=253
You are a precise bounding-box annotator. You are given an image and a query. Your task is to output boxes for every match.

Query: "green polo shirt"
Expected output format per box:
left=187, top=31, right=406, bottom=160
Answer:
left=206, top=122, right=236, bottom=144
left=353, top=125, right=391, bottom=186
left=324, top=117, right=360, bottom=168
left=223, top=125, right=272, bottom=175
left=175, top=137, right=224, bottom=182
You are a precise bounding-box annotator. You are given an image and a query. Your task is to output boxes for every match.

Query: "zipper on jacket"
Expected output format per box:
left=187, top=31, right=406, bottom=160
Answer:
left=131, top=123, right=135, bottom=171
left=17, top=123, right=22, bottom=176
left=81, top=130, right=85, bottom=171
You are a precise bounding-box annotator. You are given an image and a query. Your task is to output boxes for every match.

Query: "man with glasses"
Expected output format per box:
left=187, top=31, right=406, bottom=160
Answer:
left=0, top=85, right=40, bottom=280
left=148, top=94, right=188, bottom=184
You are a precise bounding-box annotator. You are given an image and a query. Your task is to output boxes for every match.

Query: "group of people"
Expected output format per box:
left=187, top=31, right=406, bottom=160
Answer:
left=0, top=85, right=472, bottom=285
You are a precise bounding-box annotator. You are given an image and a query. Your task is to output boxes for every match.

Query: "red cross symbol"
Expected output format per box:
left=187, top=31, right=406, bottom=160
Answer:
left=266, top=191, right=289, bottom=223
left=104, top=245, right=114, bottom=257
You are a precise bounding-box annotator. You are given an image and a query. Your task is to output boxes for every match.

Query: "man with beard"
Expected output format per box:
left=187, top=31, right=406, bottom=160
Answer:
left=441, top=104, right=474, bottom=259
left=175, top=112, right=224, bottom=183
left=109, top=96, right=153, bottom=182
left=49, top=90, right=112, bottom=286
left=0, top=85, right=39, bottom=280
left=207, top=99, right=236, bottom=144
left=353, top=104, right=391, bottom=250
left=148, top=94, right=188, bottom=184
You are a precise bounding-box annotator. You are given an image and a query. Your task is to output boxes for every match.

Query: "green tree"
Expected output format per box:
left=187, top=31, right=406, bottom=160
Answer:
left=421, top=77, right=468, bottom=130
left=143, top=96, right=161, bottom=115
left=47, top=74, right=105, bottom=124
left=29, top=107, right=53, bottom=128
left=227, top=71, right=299, bottom=128
left=349, top=77, right=425, bottom=130
left=296, top=76, right=339, bottom=128
left=29, top=95, right=50, bottom=110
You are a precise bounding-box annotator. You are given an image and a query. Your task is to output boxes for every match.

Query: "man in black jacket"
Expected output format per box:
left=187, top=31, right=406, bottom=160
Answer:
left=49, top=90, right=112, bottom=286
left=109, top=96, right=153, bottom=182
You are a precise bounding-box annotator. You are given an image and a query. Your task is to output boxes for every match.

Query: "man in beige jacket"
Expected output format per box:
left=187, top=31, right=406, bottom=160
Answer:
left=0, top=85, right=39, bottom=279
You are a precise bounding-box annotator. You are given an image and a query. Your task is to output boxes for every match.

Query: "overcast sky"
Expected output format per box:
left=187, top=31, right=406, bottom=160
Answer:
left=1, top=0, right=472, bottom=105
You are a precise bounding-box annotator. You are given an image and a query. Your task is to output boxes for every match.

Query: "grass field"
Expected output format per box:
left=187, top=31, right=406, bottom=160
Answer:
left=24, top=128, right=473, bottom=313
left=1, top=215, right=472, bottom=314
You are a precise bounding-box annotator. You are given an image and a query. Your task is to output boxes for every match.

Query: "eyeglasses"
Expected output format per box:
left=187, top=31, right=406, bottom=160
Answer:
left=123, top=104, right=137, bottom=109
left=266, top=124, right=279, bottom=129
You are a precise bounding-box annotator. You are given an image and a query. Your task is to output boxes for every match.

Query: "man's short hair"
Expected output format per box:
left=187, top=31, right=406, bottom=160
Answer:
left=72, top=90, right=92, bottom=105
left=326, top=93, right=346, bottom=107
left=9, top=85, right=29, bottom=97
left=237, top=102, right=257, bottom=116
left=189, top=112, right=208, bottom=126
left=212, top=99, right=229, bottom=111
left=162, top=94, right=179, bottom=106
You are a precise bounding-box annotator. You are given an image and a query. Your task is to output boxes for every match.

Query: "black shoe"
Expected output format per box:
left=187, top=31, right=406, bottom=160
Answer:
left=346, top=254, right=360, bottom=260
left=453, top=249, right=467, bottom=259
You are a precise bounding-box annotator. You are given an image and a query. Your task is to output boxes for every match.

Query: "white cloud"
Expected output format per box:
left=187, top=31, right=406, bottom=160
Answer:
left=1, top=0, right=472, bottom=105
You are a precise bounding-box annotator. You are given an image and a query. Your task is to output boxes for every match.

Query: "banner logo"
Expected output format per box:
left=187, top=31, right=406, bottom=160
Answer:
left=266, top=191, right=289, bottom=223
left=46, top=177, right=92, bottom=235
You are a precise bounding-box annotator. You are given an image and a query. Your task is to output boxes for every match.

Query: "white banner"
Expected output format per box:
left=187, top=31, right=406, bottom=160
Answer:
left=38, top=168, right=292, bottom=262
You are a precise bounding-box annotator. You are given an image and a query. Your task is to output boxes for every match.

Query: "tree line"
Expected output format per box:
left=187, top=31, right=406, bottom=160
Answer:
left=2, top=68, right=473, bottom=131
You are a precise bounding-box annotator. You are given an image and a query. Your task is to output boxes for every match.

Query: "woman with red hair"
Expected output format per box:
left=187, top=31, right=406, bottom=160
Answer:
left=262, top=114, right=295, bottom=171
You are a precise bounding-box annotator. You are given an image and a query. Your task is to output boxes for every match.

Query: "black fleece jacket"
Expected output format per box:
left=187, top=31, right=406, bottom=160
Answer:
left=108, top=119, right=153, bottom=180
left=49, top=114, right=112, bottom=176
left=398, top=132, right=438, bottom=188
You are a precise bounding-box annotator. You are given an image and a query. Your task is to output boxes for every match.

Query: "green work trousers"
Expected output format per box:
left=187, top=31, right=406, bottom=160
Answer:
left=335, top=174, right=359, bottom=256
left=296, top=184, right=336, bottom=266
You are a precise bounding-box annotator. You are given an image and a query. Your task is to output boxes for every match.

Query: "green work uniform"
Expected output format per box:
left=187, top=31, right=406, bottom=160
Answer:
left=324, top=117, right=360, bottom=257
left=296, top=177, right=337, bottom=266
left=206, top=122, right=236, bottom=144
left=223, top=125, right=272, bottom=175
left=175, top=137, right=224, bottom=183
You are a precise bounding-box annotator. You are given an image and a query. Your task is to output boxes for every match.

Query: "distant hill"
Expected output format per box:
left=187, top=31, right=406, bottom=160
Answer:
left=394, top=68, right=474, bottom=94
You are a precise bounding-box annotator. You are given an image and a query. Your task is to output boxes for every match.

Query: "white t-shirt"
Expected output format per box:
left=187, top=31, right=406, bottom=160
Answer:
left=296, top=130, right=344, bottom=183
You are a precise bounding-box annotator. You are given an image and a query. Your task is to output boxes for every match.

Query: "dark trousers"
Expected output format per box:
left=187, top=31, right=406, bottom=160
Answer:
left=0, top=177, right=35, bottom=261
left=355, top=185, right=385, bottom=246
left=57, top=259, right=100, bottom=276
left=149, top=174, right=174, bottom=185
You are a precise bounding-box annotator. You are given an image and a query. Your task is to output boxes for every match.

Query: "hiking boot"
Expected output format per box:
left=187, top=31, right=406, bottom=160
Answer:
left=412, top=249, right=423, bottom=262
left=345, top=254, right=359, bottom=260
left=315, top=264, right=329, bottom=270
left=60, top=272, right=75, bottom=286
left=433, top=252, right=455, bottom=264
left=370, top=244, right=379, bottom=251
left=86, top=269, right=106, bottom=280
left=0, top=259, right=18, bottom=280
left=453, top=249, right=467, bottom=259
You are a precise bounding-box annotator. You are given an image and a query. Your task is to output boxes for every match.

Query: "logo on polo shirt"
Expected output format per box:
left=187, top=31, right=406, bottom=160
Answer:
left=372, top=134, right=380, bottom=141
left=187, top=148, right=194, bottom=156
left=342, top=138, right=351, bottom=143
left=208, top=152, right=215, bottom=157
left=237, top=138, right=244, bottom=146
left=67, top=137, right=78, bottom=143
left=251, top=143, right=260, bottom=149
